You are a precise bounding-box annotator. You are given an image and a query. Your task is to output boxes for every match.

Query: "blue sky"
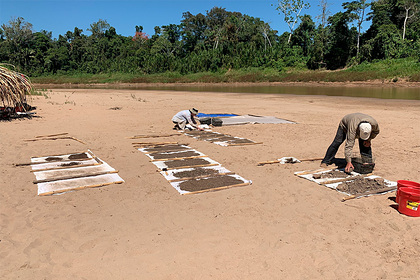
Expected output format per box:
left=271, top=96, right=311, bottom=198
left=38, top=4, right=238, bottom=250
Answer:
left=1, top=0, right=365, bottom=39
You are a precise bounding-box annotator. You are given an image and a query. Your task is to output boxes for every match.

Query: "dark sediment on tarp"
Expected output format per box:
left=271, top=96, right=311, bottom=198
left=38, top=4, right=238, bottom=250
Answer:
left=178, top=175, right=245, bottom=192
left=69, top=153, right=89, bottom=160
left=164, top=157, right=212, bottom=168
left=152, top=150, right=200, bottom=159
left=144, top=144, right=189, bottom=153
left=60, top=162, right=81, bottom=167
left=172, top=167, right=221, bottom=179
left=336, top=177, right=388, bottom=195
left=45, top=156, right=62, bottom=162
left=321, top=170, right=349, bottom=179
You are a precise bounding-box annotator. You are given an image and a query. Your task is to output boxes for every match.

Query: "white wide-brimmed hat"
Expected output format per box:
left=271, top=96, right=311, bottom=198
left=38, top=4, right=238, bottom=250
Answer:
left=359, top=123, right=372, bottom=140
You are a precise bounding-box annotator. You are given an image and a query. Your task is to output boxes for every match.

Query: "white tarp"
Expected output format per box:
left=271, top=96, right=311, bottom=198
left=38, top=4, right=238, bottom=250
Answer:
left=30, top=151, right=124, bottom=195
left=220, top=114, right=296, bottom=126
left=33, top=162, right=116, bottom=182
left=295, top=168, right=359, bottom=185
left=37, top=173, right=124, bottom=196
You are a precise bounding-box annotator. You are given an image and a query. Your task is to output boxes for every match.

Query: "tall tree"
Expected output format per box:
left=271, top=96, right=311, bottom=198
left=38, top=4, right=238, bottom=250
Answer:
left=343, top=0, right=370, bottom=56
left=324, top=11, right=354, bottom=69
left=398, top=0, right=420, bottom=40
left=291, top=14, right=315, bottom=56
left=180, top=12, right=207, bottom=52
left=1, top=17, right=34, bottom=69
left=315, top=0, right=330, bottom=67
left=273, top=0, right=310, bottom=43
left=87, top=19, right=111, bottom=39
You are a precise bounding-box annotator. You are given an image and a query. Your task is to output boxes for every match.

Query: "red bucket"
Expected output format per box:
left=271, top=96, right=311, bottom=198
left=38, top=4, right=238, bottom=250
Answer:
left=398, top=187, right=420, bottom=217
left=396, top=180, right=420, bottom=205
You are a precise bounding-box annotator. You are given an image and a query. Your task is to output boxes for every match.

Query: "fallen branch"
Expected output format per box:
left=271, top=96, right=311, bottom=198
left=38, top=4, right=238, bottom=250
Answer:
left=24, top=136, right=86, bottom=144
left=128, top=133, right=181, bottom=139
left=132, top=141, right=179, bottom=146
left=35, top=132, right=69, bottom=138
left=227, top=142, right=263, bottom=146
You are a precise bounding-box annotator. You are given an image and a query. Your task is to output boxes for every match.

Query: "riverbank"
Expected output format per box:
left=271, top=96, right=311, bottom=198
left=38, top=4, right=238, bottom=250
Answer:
left=29, top=58, right=420, bottom=86
left=33, top=79, right=420, bottom=89
left=1, top=88, right=419, bottom=279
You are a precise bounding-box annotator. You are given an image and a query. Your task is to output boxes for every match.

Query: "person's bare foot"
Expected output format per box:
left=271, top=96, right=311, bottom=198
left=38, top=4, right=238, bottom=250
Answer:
left=320, top=163, right=328, bottom=168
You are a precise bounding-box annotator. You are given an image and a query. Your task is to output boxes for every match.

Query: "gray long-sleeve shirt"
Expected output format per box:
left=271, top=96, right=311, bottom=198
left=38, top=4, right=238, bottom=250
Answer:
left=172, top=110, right=196, bottom=125
left=339, top=113, right=380, bottom=162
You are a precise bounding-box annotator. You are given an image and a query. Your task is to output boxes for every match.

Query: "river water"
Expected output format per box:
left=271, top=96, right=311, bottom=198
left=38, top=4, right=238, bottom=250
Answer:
left=42, top=83, right=420, bottom=100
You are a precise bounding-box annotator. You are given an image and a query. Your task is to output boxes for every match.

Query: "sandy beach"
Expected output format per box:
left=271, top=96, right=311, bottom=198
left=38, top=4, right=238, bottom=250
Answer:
left=1, top=87, right=419, bottom=279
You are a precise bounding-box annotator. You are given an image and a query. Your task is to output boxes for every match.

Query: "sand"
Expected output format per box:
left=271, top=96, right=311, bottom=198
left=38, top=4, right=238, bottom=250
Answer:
left=1, top=86, right=420, bottom=279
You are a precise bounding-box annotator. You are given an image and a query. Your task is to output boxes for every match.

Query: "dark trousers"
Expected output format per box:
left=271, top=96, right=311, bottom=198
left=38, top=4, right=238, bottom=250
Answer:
left=321, top=126, right=372, bottom=164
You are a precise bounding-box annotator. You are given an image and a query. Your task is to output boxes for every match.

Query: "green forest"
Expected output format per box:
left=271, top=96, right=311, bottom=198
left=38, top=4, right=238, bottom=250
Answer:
left=1, top=0, right=420, bottom=82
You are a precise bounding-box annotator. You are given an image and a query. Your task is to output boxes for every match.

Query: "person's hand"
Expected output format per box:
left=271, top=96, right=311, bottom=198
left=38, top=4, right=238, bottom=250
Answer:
left=363, top=140, right=371, bottom=147
left=345, top=162, right=354, bottom=173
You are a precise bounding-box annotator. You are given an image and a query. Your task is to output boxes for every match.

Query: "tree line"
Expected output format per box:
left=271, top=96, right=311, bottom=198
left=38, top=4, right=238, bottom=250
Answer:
left=0, top=0, right=419, bottom=76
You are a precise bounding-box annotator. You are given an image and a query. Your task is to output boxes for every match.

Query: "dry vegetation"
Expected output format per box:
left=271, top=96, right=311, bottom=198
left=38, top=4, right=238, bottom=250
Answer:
left=0, top=65, right=32, bottom=108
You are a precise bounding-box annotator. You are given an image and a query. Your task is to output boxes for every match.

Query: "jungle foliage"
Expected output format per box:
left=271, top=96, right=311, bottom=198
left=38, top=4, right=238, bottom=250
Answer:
left=0, top=0, right=419, bottom=78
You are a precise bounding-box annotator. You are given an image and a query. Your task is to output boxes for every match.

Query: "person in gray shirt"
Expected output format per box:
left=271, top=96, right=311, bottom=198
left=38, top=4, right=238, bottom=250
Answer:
left=172, top=108, right=203, bottom=130
left=320, top=113, right=380, bottom=172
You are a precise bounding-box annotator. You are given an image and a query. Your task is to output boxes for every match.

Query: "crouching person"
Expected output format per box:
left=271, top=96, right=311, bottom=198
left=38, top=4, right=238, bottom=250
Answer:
left=172, top=108, right=203, bottom=130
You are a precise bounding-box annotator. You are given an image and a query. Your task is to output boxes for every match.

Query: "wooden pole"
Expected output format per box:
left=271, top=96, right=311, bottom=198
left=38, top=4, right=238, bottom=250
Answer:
left=23, top=136, right=86, bottom=144
left=257, top=160, right=280, bottom=166
left=38, top=180, right=124, bottom=196
left=294, top=166, right=336, bottom=176
left=182, top=182, right=250, bottom=195
left=132, top=141, right=179, bottom=146
left=35, top=132, right=69, bottom=138
left=300, top=157, right=324, bottom=162
left=128, top=133, right=181, bottom=139
left=227, top=142, right=263, bottom=146
left=33, top=170, right=118, bottom=184
left=341, top=186, right=397, bottom=202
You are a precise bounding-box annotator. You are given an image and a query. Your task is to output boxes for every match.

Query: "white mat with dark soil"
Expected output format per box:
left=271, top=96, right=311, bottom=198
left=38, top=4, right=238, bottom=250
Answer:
left=31, top=150, right=124, bottom=195
left=295, top=168, right=397, bottom=199
left=137, top=144, right=251, bottom=194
